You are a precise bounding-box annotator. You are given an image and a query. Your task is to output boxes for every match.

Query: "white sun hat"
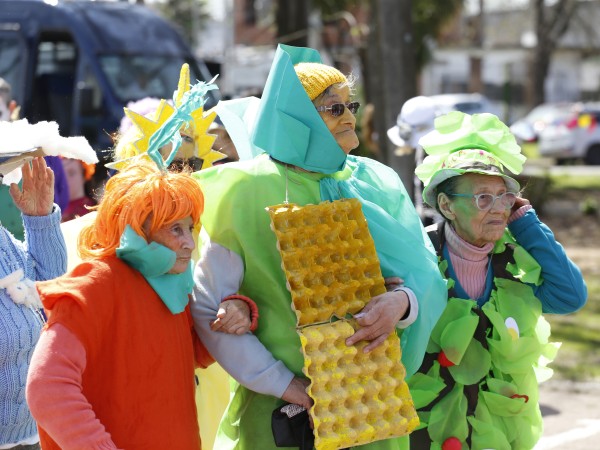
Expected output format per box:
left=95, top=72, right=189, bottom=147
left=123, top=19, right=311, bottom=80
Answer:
left=387, top=95, right=437, bottom=149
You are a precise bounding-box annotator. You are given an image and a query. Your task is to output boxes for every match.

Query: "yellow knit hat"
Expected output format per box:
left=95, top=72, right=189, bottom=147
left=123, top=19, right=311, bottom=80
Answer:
left=294, top=63, right=347, bottom=100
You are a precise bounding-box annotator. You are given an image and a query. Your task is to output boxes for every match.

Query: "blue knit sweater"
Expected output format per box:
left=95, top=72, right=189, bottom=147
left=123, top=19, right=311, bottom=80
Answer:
left=0, top=206, right=67, bottom=446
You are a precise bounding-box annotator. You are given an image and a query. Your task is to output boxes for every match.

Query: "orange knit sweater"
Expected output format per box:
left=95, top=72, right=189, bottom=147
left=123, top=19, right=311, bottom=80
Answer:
left=36, top=256, right=212, bottom=449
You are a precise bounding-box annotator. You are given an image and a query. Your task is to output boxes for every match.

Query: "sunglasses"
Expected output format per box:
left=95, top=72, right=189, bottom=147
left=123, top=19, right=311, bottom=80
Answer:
left=316, top=101, right=360, bottom=117
left=448, top=192, right=517, bottom=211
left=168, top=157, right=203, bottom=173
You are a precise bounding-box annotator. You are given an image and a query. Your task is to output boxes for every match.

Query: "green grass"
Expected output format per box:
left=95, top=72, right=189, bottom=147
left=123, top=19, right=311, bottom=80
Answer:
left=550, top=175, right=600, bottom=190
left=521, top=142, right=540, bottom=160
left=546, top=278, right=600, bottom=381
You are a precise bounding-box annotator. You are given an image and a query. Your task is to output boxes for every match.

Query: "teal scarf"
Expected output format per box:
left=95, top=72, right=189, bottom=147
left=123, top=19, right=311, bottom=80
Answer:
left=116, top=225, right=193, bottom=314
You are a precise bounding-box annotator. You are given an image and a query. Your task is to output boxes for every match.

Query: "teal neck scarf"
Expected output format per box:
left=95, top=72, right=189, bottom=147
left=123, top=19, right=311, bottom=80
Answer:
left=116, top=225, right=193, bottom=314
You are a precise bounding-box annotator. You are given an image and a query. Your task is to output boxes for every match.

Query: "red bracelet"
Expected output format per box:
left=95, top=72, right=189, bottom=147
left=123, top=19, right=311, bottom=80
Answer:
left=222, top=294, right=259, bottom=331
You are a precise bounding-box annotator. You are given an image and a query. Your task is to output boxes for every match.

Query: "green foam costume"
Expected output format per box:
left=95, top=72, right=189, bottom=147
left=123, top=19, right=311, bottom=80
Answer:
left=194, top=44, right=447, bottom=450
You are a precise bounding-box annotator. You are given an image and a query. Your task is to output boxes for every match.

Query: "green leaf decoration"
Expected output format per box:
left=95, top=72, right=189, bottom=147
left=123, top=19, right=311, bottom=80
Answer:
left=480, top=390, right=529, bottom=417
left=473, top=395, right=514, bottom=443
left=493, top=230, right=542, bottom=285
left=503, top=405, right=543, bottom=449
left=469, top=415, right=512, bottom=450
left=439, top=315, right=479, bottom=365
left=415, top=410, right=430, bottom=430
left=448, top=339, right=491, bottom=385
left=535, top=315, right=552, bottom=345
left=492, top=279, right=541, bottom=334
left=487, top=336, right=542, bottom=374
left=430, top=298, right=476, bottom=347
left=507, top=246, right=543, bottom=285
left=428, top=384, right=468, bottom=444
left=408, top=371, right=447, bottom=409
left=486, top=377, right=519, bottom=398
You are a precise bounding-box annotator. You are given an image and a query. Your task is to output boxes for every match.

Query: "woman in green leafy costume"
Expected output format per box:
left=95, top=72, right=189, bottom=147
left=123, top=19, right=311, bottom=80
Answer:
left=408, top=111, right=587, bottom=450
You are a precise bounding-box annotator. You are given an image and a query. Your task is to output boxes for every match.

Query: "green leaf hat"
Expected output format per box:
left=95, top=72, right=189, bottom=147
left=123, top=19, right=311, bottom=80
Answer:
left=415, top=111, right=527, bottom=207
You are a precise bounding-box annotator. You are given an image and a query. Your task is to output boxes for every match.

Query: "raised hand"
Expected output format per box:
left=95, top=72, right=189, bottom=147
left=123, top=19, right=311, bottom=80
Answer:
left=9, top=157, right=54, bottom=216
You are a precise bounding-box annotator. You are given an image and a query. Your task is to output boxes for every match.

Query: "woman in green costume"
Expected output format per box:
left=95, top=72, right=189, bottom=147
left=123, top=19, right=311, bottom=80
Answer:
left=190, top=44, right=447, bottom=450
left=409, top=111, right=587, bottom=450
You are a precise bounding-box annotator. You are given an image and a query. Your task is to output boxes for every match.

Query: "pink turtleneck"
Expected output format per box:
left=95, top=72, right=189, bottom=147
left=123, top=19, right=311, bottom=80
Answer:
left=444, top=205, right=531, bottom=299
left=444, top=225, right=493, bottom=299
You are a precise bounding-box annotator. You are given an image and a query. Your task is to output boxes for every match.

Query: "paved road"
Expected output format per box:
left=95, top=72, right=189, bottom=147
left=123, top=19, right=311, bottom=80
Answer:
left=535, top=380, right=600, bottom=450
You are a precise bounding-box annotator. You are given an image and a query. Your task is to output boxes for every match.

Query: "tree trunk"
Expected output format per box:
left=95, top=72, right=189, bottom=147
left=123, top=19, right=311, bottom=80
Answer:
left=276, top=0, right=310, bottom=47
left=531, top=0, right=578, bottom=107
left=367, top=0, right=417, bottom=193
left=468, top=0, right=484, bottom=94
left=532, top=0, right=548, bottom=107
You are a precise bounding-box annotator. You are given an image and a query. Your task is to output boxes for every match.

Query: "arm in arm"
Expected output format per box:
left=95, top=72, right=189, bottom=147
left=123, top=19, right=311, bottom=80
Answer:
left=191, top=229, right=295, bottom=398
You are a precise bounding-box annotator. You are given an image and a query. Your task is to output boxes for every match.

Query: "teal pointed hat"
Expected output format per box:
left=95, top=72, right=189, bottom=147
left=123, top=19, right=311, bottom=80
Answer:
left=415, top=111, right=527, bottom=207
left=251, top=44, right=348, bottom=173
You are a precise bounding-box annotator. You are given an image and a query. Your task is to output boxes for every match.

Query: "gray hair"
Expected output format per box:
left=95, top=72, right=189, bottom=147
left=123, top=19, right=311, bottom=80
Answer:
left=313, top=73, right=357, bottom=106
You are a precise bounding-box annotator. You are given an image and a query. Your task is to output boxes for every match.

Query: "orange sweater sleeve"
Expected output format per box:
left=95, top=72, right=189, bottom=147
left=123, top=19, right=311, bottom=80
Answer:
left=185, top=304, right=214, bottom=369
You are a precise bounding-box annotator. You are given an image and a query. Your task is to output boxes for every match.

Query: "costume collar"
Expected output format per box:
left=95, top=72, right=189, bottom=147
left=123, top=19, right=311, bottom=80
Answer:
left=251, top=44, right=347, bottom=174
left=116, top=225, right=193, bottom=314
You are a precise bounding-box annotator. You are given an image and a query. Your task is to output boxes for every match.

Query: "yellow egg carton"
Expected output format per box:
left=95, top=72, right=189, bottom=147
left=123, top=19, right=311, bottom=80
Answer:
left=267, top=199, right=387, bottom=326
left=300, top=320, right=419, bottom=450
left=268, top=199, right=418, bottom=449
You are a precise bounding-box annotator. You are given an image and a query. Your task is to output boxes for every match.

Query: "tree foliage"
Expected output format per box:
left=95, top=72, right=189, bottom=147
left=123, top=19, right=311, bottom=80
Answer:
left=313, top=0, right=365, bottom=16
left=310, top=0, right=464, bottom=71
left=157, top=0, right=211, bottom=47
left=412, top=0, right=463, bottom=70
left=532, top=0, right=578, bottom=106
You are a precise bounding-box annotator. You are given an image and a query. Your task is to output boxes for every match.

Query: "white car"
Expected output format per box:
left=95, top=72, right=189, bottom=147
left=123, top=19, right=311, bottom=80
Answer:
left=511, top=102, right=600, bottom=165
left=428, top=93, right=499, bottom=116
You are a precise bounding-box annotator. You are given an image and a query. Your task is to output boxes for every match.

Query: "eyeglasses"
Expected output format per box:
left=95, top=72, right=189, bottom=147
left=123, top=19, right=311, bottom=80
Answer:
left=168, top=157, right=203, bottom=173
left=316, top=101, right=360, bottom=117
left=448, top=192, right=518, bottom=211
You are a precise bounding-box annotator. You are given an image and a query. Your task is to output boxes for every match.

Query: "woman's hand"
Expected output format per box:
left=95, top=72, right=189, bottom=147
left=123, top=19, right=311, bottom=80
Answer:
left=281, top=376, right=313, bottom=411
left=511, top=196, right=531, bottom=214
left=9, top=157, right=54, bottom=216
left=210, top=299, right=251, bottom=335
left=346, top=290, right=409, bottom=353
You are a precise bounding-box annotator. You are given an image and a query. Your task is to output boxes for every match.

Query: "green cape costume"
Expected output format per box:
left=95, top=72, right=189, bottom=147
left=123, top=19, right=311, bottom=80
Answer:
left=194, top=44, right=447, bottom=450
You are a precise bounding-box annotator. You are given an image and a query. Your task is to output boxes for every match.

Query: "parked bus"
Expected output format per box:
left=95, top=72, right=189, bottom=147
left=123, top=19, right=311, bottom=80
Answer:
left=0, top=0, right=216, bottom=163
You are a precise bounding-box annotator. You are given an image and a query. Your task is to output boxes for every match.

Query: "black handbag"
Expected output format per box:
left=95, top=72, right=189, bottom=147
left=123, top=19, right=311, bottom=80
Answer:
left=271, top=403, right=315, bottom=450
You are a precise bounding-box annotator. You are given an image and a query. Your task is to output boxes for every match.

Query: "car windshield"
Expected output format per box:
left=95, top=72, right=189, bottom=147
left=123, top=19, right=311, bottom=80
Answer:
left=453, top=102, right=484, bottom=114
left=99, top=55, right=206, bottom=102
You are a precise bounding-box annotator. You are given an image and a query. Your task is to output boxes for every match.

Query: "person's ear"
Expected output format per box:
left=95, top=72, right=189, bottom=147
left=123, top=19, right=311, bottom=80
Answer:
left=437, top=193, right=455, bottom=221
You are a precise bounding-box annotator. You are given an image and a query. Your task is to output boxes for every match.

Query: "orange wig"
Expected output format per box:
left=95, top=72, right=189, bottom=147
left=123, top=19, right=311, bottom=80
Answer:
left=78, top=161, right=204, bottom=259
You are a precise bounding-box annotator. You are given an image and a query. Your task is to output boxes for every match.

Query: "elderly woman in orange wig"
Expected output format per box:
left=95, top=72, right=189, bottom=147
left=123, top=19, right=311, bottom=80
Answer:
left=26, top=161, right=254, bottom=449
